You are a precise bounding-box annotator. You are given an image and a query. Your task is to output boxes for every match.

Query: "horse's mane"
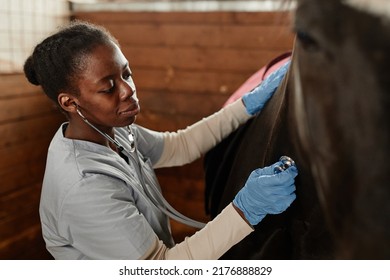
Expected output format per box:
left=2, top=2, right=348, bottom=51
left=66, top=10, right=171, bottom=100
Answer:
left=205, top=0, right=390, bottom=259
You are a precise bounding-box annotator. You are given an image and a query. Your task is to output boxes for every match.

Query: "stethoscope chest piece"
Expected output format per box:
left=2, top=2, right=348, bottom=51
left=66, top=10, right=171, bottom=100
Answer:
left=127, top=126, right=136, bottom=153
left=274, top=156, right=296, bottom=174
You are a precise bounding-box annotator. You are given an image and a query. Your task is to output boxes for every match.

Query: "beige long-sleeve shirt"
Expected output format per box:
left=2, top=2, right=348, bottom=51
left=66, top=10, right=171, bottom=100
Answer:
left=147, top=99, right=254, bottom=259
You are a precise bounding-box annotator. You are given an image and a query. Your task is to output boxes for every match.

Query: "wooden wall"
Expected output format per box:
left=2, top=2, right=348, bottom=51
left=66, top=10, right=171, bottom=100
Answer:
left=0, top=75, right=65, bottom=259
left=0, top=10, right=294, bottom=259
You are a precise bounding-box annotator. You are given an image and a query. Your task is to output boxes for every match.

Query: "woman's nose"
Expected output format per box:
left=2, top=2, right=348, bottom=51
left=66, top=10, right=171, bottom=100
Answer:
left=119, top=80, right=136, bottom=100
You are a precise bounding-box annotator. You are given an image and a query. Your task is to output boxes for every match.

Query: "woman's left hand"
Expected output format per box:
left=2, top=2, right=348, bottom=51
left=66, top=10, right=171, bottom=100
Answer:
left=242, top=60, right=290, bottom=115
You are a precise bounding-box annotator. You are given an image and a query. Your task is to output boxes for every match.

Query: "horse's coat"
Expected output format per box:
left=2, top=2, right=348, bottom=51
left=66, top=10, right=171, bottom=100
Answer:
left=205, top=0, right=390, bottom=259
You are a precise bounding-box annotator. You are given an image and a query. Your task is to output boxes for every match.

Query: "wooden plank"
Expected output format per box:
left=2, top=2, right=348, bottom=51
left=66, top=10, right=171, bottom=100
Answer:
left=0, top=223, right=52, bottom=260
left=73, top=11, right=293, bottom=25
left=0, top=183, right=42, bottom=241
left=0, top=114, right=64, bottom=194
left=0, top=74, right=59, bottom=259
left=0, top=113, right=65, bottom=149
left=155, top=160, right=205, bottom=180
left=170, top=219, right=201, bottom=243
left=160, top=178, right=205, bottom=204
left=0, top=113, right=63, bottom=186
left=0, top=94, right=59, bottom=123
left=0, top=160, right=46, bottom=196
left=107, top=23, right=294, bottom=49
left=0, top=185, right=43, bottom=257
left=138, top=89, right=227, bottom=117
left=133, top=68, right=255, bottom=95
left=0, top=74, right=43, bottom=98
left=123, top=46, right=288, bottom=72
left=0, top=135, right=51, bottom=171
left=136, top=110, right=212, bottom=132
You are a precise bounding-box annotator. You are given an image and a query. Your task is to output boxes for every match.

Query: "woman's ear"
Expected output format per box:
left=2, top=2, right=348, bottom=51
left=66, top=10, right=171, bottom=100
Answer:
left=58, top=93, right=78, bottom=113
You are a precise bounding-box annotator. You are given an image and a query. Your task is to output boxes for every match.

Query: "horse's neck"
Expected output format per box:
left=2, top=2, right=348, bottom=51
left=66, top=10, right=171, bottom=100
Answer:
left=257, top=65, right=294, bottom=164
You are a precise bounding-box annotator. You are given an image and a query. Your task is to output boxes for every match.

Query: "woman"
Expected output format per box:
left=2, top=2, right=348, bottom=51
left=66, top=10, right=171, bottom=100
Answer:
left=24, top=21, right=296, bottom=259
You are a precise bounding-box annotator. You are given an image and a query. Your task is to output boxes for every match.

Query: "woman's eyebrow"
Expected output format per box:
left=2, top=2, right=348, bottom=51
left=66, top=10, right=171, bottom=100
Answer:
left=123, top=61, right=129, bottom=70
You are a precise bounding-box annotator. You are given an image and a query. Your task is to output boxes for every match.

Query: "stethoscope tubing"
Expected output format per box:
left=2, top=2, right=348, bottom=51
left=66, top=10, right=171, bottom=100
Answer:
left=76, top=107, right=206, bottom=229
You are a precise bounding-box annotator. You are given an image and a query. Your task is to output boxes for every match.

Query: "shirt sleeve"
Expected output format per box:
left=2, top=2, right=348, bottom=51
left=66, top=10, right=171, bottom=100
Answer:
left=140, top=203, right=254, bottom=259
left=154, top=98, right=251, bottom=168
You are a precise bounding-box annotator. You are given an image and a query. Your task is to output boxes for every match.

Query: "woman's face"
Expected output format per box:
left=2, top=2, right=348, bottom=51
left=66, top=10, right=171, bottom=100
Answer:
left=74, top=41, right=139, bottom=130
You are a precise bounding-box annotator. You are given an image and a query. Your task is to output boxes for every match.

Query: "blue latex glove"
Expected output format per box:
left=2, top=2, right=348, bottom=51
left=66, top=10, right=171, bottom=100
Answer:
left=242, top=60, right=290, bottom=115
left=233, top=161, right=297, bottom=225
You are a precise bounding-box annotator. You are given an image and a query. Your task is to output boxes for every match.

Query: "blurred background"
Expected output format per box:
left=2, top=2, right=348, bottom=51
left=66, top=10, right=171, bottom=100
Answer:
left=0, top=0, right=294, bottom=259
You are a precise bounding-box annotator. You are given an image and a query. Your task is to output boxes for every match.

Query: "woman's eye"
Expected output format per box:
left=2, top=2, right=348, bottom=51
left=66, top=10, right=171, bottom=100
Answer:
left=99, top=79, right=115, bottom=93
left=100, top=86, right=114, bottom=94
left=123, top=72, right=132, bottom=80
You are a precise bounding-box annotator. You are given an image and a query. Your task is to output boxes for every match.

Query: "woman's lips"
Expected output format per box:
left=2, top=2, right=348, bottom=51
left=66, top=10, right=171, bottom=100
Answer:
left=120, top=102, right=140, bottom=116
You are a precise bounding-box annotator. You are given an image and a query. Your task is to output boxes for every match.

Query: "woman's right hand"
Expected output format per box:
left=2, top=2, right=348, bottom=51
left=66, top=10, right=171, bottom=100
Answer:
left=241, top=61, right=290, bottom=115
left=233, top=161, right=298, bottom=226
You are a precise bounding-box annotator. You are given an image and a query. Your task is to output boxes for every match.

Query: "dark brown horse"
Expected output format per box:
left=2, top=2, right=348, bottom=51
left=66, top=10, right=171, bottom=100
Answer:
left=204, top=0, right=390, bottom=259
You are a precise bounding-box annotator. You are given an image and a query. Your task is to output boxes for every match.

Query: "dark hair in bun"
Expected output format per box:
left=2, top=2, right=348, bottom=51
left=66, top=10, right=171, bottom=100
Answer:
left=23, top=56, right=40, bottom=86
left=23, top=20, right=118, bottom=104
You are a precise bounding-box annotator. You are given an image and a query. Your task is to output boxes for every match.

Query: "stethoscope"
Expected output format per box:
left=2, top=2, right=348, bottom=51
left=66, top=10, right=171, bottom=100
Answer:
left=76, top=105, right=206, bottom=229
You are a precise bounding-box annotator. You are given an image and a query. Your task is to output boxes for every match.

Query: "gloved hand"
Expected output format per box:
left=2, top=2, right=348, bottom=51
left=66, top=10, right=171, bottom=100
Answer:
left=242, top=60, right=290, bottom=115
left=233, top=160, right=297, bottom=226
